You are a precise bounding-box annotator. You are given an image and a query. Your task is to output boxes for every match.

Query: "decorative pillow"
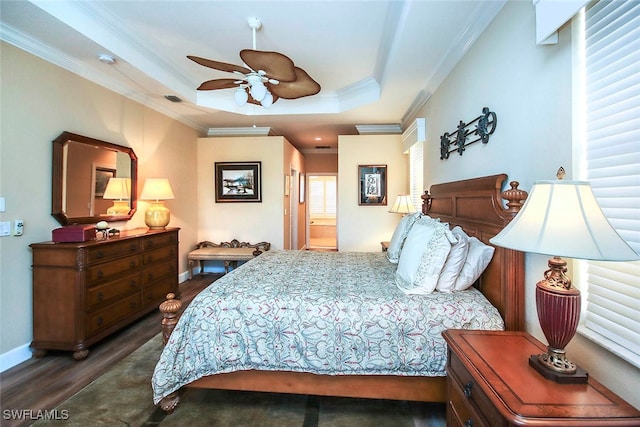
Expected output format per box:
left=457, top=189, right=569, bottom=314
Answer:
left=453, top=237, right=495, bottom=291
left=386, top=211, right=422, bottom=264
left=436, top=226, right=470, bottom=292
left=395, top=217, right=455, bottom=295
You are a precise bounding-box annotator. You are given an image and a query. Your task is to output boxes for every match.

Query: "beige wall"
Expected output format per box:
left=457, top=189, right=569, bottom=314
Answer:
left=0, top=42, right=199, bottom=362
left=338, top=134, right=407, bottom=252
left=197, top=136, right=287, bottom=249
left=305, top=153, right=338, bottom=173
left=408, top=1, right=639, bottom=407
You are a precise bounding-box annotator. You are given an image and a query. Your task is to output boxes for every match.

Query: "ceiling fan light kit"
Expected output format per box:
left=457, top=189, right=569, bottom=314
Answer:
left=189, top=17, right=320, bottom=109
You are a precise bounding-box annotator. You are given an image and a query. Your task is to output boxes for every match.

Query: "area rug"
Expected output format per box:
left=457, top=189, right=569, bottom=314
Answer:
left=33, top=334, right=446, bottom=427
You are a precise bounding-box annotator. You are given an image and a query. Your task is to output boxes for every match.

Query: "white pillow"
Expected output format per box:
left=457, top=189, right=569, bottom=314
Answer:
left=386, top=212, right=422, bottom=264
left=453, top=237, right=495, bottom=291
left=395, top=217, right=455, bottom=295
left=436, top=226, right=470, bottom=292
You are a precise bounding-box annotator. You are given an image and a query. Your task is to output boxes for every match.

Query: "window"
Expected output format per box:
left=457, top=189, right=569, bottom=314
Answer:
left=308, top=175, right=336, bottom=218
left=409, top=141, right=424, bottom=210
left=575, top=0, right=640, bottom=367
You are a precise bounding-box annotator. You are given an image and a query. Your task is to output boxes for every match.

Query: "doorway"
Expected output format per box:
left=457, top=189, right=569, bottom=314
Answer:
left=307, top=174, right=337, bottom=250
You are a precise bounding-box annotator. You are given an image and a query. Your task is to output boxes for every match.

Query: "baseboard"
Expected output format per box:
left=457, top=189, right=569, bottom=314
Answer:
left=0, top=343, right=32, bottom=373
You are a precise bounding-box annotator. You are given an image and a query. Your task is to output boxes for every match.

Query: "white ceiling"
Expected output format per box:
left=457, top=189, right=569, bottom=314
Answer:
left=0, top=0, right=506, bottom=152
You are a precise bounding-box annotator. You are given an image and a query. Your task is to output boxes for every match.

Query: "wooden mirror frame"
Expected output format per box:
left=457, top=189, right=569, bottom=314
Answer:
left=52, top=131, right=138, bottom=225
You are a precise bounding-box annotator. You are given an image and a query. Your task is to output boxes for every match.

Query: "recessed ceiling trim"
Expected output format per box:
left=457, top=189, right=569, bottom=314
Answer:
left=207, top=127, right=272, bottom=137
left=355, top=124, right=402, bottom=135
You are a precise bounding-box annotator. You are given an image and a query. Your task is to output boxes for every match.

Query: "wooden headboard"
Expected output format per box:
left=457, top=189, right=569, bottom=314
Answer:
left=422, top=174, right=526, bottom=331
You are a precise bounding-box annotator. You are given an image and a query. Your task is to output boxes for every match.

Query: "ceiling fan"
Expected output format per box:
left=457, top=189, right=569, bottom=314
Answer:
left=188, top=17, right=321, bottom=108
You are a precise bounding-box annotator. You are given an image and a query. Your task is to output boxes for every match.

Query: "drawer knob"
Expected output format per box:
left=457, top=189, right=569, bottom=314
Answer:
left=96, top=251, right=104, bottom=259
left=97, top=292, right=104, bottom=301
left=464, top=382, right=473, bottom=398
left=96, top=270, right=103, bottom=279
left=130, top=260, right=136, bottom=268
left=464, top=419, right=474, bottom=427
left=96, top=316, right=103, bottom=326
left=130, top=280, right=137, bottom=288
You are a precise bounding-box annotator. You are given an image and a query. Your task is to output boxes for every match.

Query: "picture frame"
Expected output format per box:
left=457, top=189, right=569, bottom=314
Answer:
left=358, top=164, right=387, bottom=206
left=215, top=161, right=262, bottom=202
left=94, top=167, right=116, bottom=197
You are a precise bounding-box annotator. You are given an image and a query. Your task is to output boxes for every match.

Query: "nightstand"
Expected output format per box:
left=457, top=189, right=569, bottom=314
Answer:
left=380, top=241, right=390, bottom=252
left=443, top=329, right=640, bottom=426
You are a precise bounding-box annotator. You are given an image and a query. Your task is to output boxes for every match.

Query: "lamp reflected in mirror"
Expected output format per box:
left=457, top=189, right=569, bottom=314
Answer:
left=103, top=178, right=131, bottom=216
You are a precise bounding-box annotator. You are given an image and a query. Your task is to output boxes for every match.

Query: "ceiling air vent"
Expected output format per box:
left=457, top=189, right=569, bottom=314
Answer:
left=164, top=95, right=182, bottom=103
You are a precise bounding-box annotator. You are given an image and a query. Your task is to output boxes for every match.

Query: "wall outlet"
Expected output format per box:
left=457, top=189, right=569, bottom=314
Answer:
left=14, top=220, right=24, bottom=236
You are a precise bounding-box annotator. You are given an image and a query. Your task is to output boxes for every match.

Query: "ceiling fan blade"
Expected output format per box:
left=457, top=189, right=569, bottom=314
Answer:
left=196, top=79, right=239, bottom=91
left=269, top=67, right=321, bottom=99
left=187, top=55, right=251, bottom=75
left=240, top=49, right=297, bottom=82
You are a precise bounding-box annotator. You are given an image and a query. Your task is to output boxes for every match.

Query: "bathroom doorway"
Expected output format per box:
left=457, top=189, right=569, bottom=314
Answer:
left=307, top=174, right=337, bottom=250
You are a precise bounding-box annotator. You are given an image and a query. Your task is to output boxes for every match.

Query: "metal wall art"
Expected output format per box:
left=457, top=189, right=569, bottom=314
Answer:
left=440, top=107, right=497, bottom=159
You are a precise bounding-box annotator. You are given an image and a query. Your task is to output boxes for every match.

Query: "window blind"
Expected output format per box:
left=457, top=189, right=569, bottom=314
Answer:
left=409, top=141, right=424, bottom=210
left=580, top=0, right=640, bottom=367
left=308, top=176, right=336, bottom=218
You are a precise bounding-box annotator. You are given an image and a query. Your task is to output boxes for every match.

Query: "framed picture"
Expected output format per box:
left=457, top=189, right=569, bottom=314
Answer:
left=299, top=173, right=305, bottom=204
left=94, top=167, right=116, bottom=197
left=358, top=164, right=387, bottom=206
left=215, top=161, right=262, bottom=202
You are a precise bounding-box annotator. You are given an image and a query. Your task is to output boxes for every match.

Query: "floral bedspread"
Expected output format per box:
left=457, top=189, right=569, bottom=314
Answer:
left=152, top=250, right=504, bottom=404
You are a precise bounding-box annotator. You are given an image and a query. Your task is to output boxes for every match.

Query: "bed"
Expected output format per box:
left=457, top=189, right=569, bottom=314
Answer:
left=153, top=174, right=526, bottom=412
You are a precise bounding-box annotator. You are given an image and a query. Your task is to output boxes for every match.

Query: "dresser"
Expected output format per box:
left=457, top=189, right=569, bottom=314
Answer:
left=30, top=228, right=179, bottom=360
left=443, top=329, right=640, bottom=426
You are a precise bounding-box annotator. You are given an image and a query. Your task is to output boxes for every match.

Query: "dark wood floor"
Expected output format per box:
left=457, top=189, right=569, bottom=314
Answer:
left=0, top=275, right=216, bottom=427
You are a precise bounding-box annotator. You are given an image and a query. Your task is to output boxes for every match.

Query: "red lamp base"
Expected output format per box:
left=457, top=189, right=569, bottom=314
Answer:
left=533, top=256, right=589, bottom=384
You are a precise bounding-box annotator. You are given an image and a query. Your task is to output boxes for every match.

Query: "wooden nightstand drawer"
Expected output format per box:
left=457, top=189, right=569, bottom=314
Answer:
left=448, top=351, right=501, bottom=426
left=448, top=375, right=488, bottom=427
left=143, top=245, right=176, bottom=266
left=443, top=329, right=640, bottom=426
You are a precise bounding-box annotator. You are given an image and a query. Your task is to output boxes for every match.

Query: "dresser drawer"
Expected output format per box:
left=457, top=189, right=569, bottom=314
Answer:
left=86, top=293, right=142, bottom=336
left=143, top=245, right=176, bottom=266
left=142, top=276, right=175, bottom=306
left=141, top=262, right=176, bottom=287
left=86, top=240, right=140, bottom=264
left=86, top=272, right=141, bottom=310
left=86, top=255, right=141, bottom=283
left=448, top=351, right=502, bottom=426
left=142, top=232, right=178, bottom=250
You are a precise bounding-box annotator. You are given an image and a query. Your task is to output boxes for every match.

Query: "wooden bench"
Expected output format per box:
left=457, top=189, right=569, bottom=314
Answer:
left=187, top=239, right=271, bottom=279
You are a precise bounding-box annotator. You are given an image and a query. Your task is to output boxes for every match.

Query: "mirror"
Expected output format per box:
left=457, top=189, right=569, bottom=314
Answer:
left=52, top=131, right=138, bottom=225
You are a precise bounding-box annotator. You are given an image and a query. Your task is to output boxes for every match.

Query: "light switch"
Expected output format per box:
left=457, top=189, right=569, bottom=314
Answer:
left=0, top=197, right=5, bottom=212
left=0, top=221, right=10, bottom=237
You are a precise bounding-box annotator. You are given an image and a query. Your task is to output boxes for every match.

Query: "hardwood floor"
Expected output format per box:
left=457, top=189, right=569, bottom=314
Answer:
left=0, top=275, right=217, bottom=427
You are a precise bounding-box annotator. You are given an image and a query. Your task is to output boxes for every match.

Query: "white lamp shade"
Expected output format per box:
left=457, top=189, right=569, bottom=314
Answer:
left=140, top=178, right=175, bottom=201
left=490, top=180, right=638, bottom=261
left=261, top=91, right=273, bottom=108
left=389, top=195, right=417, bottom=214
left=102, top=178, right=131, bottom=200
left=250, top=81, right=267, bottom=101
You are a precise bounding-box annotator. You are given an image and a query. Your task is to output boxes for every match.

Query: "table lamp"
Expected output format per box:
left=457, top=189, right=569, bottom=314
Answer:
left=389, top=195, right=417, bottom=215
left=490, top=167, right=638, bottom=383
left=140, top=178, right=175, bottom=229
left=103, top=177, right=131, bottom=215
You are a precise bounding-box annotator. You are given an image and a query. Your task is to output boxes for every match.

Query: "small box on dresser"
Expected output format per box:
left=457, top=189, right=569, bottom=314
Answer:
left=30, top=228, right=179, bottom=360
left=443, top=329, right=640, bottom=427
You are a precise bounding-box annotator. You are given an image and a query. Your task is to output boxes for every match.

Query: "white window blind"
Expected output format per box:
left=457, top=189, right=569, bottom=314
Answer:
left=309, top=176, right=336, bottom=218
left=409, top=141, right=424, bottom=210
left=579, top=0, right=640, bottom=367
